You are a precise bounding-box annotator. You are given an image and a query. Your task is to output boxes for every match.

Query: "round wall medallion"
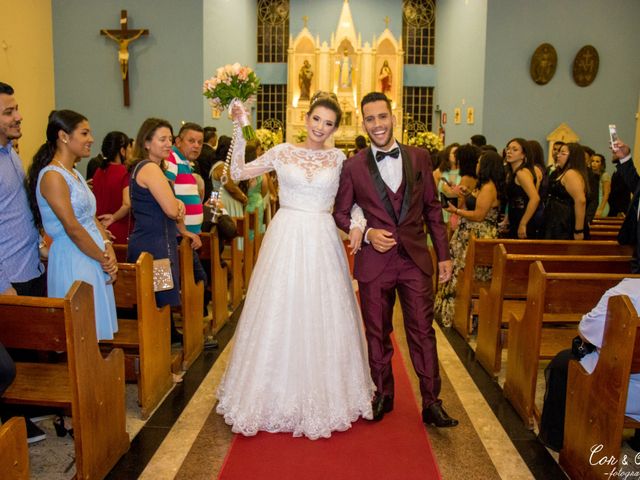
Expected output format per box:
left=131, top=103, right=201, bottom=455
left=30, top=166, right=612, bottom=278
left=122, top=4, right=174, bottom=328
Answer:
left=530, top=43, right=557, bottom=85
left=573, top=45, right=599, bottom=87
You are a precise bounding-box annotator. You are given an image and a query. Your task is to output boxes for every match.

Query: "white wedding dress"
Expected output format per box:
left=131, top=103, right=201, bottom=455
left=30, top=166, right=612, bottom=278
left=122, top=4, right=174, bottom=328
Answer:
left=215, top=135, right=374, bottom=439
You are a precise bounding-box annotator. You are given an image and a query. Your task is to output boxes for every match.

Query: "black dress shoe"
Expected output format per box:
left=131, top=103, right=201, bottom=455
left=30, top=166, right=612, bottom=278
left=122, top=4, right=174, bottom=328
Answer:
left=370, top=395, right=394, bottom=421
left=422, top=402, right=459, bottom=428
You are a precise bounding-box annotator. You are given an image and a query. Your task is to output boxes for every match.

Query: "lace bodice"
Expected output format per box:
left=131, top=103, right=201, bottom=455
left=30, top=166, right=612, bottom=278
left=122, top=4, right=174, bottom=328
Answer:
left=232, top=137, right=344, bottom=213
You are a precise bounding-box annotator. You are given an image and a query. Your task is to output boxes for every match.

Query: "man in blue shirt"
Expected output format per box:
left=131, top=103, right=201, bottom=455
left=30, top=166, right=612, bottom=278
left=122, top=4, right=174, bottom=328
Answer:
left=0, top=82, right=47, bottom=443
left=0, top=82, right=45, bottom=296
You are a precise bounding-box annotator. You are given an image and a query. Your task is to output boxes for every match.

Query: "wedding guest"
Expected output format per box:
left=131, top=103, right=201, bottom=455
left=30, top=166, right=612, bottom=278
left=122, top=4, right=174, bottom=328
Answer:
left=435, top=151, right=504, bottom=328
left=544, top=143, right=588, bottom=240
left=195, top=126, right=217, bottom=201
left=583, top=146, right=600, bottom=224
left=27, top=110, right=118, bottom=341
left=611, top=139, right=639, bottom=272
left=470, top=134, right=486, bottom=148
left=547, top=140, right=565, bottom=175
left=504, top=138, right=540, bottom=239
left=434, top=143, right=460, bottom=226
left=0, top=82, right=47, bottom=443
left=93, top=131, right=133, bottom=244
left=608, top=157, right=632, bottom=217
left=527, top=139, right=548, bottom=238
left=590, top=153, right=611, bottom=218
left=126, top=118, right=185, bottom=309
left=539, top=278, right=640, bottom=451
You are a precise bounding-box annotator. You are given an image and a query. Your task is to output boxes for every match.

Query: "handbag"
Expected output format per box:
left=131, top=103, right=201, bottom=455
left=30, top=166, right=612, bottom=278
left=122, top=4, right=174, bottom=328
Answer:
left=153, top=258, right=174, bottom=292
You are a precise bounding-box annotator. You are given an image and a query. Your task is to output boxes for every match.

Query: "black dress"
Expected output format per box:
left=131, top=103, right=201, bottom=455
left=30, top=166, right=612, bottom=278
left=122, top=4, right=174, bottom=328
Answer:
left=127, top=160, right=181, bottom=307
left=543, top=171, right=588, bottom=240
left=506, top=180, right=537, bottom=238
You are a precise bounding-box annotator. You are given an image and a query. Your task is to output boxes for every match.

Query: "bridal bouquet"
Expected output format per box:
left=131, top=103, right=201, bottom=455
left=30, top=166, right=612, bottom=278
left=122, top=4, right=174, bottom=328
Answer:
left=203, top=63, right=260, bottom=140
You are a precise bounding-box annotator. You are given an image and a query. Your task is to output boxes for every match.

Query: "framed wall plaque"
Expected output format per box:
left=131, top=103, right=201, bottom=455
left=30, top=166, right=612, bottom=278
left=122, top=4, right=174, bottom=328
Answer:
left=573, top=45, right=599, bottom=87
left=530, top=43, right=557, bottom=85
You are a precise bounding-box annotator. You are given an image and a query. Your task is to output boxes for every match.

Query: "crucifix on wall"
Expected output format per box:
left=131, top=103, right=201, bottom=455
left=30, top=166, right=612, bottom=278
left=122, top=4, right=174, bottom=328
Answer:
left=100, top=10, right=149, bottom=107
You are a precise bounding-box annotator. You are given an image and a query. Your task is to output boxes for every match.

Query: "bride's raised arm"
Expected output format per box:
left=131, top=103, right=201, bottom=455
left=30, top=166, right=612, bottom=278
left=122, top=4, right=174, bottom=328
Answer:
left=229, top=132, right=277, bottom=181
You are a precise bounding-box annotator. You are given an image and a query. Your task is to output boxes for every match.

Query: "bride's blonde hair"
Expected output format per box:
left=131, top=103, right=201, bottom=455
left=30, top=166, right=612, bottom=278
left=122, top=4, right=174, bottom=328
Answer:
left=308, top=91, right=342, bottom=126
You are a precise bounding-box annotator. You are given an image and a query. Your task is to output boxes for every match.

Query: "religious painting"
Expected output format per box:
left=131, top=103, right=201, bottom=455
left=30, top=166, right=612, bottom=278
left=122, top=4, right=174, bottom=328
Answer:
left=378, top=60, right=392, bottom=95
left=454, top=108, right=461, bottom=125
left=298, top=59, right=313, bottom=101
left=529, top=43, right=557, bottom=85
left=572, top=45, right=599, bottom=87
left=466, top=107, right=474, bottom=125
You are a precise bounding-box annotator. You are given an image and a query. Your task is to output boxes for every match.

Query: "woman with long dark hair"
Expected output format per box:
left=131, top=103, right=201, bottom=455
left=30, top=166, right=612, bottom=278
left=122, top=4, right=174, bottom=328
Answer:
left=435, top=151, right=505, bottom=327
left=504, top=138, right=540, bottom=238
left=527, top=139, right=548, bottom=238
left=92, top=131, right=133, bottom=244
left=27, top=110, right=118, bottom=340
left=544, top=143, right=589, bottom=239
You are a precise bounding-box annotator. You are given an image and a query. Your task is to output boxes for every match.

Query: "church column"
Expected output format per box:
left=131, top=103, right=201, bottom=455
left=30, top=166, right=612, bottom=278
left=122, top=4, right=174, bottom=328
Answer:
left=360, top=44, right=374, bottom=99
left=317, top=43, right=331, bottom=94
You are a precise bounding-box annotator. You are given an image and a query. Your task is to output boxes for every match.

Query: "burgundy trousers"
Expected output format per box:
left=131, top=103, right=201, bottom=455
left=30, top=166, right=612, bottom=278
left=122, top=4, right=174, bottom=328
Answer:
left=357, top=248, right=441, bottom=409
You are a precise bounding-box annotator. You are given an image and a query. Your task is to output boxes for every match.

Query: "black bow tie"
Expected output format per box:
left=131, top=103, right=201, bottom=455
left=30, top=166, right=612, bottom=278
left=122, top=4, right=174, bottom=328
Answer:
left=375, top=147, right=400, bottom=162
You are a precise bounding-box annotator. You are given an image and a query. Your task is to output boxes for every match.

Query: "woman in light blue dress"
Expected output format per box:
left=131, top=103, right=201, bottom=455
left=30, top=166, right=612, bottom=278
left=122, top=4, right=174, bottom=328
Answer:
left=27, top=110, right=118, bottom=341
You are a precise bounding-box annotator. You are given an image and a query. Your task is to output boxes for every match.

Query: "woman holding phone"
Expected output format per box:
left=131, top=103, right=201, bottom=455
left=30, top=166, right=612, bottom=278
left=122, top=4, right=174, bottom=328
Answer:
left=435, top=151, right=505, bottom=327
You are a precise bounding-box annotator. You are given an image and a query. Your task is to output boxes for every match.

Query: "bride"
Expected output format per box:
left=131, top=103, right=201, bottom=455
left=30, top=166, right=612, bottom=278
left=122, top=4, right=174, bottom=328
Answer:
left=216, top=92, right=375, bottom=439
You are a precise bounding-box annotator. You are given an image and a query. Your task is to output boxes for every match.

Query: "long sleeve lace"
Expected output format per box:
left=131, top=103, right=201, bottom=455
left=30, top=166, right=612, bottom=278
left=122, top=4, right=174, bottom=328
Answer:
left=349, top=204, right=366, bottom=232
left=230, top=130, right=277, bottom=181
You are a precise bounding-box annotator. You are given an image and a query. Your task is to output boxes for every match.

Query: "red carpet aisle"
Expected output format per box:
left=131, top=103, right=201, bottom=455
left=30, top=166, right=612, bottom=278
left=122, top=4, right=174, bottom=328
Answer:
left=217, top=337, right=441, bottom=480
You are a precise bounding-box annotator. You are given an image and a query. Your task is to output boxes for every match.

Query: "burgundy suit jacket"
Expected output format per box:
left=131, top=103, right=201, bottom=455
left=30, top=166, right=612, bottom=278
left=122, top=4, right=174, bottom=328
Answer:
left=333, top=144, right=450, bottom=283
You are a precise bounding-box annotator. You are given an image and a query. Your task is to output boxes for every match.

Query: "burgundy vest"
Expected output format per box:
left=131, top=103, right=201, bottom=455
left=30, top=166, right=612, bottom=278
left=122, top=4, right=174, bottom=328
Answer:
left=384, top=175, right=406, bottom=222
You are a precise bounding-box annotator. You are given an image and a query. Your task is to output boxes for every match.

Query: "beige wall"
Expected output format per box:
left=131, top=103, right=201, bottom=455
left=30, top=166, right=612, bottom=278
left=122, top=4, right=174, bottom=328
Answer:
left=0, top=0, right=54, bottom=168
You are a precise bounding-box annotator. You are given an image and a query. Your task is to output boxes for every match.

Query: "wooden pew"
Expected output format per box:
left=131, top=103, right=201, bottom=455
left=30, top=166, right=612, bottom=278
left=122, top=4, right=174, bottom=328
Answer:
left=591, top=217, right=624, bottom=225
left=589, top=230, right=619, bottom=240
left=178, top=238, right=204, bottom=369
left=560, top=295, right=640, bottom=480
left=503, top=262, right=640, bottom=428
left=0, top=281, right=130, bottom=479
left=589, top=223, right=621, bottom=232
left=102, top=252, right=173, bottom=419
left=199, top=228, right=229, bottom=332
left=453, top=237, right=633, bottom=338
left=0, top=417, right=29, bottom=480
left=475, top=245, right=631, bottom=377
left=115, top=242, right=205, bottom=369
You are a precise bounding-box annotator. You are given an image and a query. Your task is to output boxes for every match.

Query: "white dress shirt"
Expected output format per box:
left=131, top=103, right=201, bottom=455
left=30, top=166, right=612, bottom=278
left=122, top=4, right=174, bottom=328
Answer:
left=365, top=142, right=403, bottom=243
left=371, top=142, right=403, bottom=193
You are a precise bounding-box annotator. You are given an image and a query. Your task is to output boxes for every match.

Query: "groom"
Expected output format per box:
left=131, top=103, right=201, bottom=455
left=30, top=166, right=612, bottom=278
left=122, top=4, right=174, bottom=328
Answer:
left=334, top=92, right=457, bottom=427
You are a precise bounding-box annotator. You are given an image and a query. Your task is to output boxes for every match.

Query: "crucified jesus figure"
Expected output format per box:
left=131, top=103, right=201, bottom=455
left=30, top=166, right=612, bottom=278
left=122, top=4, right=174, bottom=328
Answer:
left=101, top=29, right=145, bottom=80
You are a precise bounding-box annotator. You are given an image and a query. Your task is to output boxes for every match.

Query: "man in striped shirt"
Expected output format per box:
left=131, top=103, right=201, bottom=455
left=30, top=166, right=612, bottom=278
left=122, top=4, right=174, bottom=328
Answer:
left=166, top=123, right=217, bottom=347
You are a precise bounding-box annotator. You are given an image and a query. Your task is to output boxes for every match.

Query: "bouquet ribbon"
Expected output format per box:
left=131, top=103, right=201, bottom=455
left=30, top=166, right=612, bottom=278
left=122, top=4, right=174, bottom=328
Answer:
left=229, top=98, right=256, bottom=141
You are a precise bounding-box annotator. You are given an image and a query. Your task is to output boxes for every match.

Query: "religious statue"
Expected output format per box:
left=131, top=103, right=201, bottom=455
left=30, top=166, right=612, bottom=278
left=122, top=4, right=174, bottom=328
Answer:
left=102, top=28, right=146, bottom=80
left=298, top=60, right=313, bottom=101
left=339, top=49, right=352, bottom=89
left=379, top=60, right=392, bottom=94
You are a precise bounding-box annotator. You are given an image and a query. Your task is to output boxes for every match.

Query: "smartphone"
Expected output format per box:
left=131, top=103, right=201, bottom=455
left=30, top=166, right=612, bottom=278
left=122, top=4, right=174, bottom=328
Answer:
left=440, top=192, right=458, bottom=208
left=609, top=124, right=619, bottom=151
